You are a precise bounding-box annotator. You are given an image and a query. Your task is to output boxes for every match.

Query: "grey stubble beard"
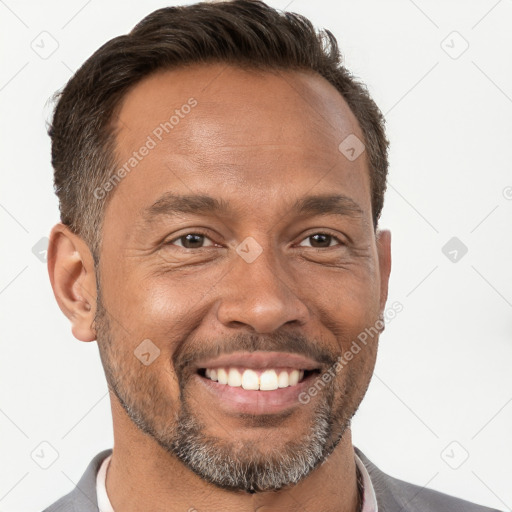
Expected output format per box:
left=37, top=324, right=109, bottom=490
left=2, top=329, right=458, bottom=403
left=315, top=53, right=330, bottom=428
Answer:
left=94, top=297, right=356, bottom=493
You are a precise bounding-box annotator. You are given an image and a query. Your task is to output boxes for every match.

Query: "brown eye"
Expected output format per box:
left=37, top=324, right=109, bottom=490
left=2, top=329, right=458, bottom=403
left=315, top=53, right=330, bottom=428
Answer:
left=168, top=233, right=215, bottom=249
left=299, top=233, right=342, bottom=248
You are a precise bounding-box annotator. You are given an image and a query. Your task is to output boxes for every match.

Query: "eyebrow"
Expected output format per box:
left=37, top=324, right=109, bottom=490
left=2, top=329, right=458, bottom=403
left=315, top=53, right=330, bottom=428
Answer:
left=144, top=193, right=228, bottom=220
left=142, top=192, right=364, bottom=224
left=294, top=194, right=364, bottom=218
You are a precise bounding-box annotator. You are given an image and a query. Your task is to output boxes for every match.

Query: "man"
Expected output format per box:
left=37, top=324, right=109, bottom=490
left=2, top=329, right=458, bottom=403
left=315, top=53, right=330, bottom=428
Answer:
left=42, top=1, right=502, bottom=511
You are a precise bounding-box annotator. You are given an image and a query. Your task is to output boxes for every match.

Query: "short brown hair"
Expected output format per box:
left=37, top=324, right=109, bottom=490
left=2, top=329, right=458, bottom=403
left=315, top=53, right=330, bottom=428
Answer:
left=48, top=0, right=388, bottom=259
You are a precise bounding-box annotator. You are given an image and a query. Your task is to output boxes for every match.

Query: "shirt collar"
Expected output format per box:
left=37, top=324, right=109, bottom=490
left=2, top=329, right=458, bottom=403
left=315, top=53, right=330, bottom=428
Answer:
left=354, top=450, right=379, bottom=512
left=96, top=453, right=114, bottom=512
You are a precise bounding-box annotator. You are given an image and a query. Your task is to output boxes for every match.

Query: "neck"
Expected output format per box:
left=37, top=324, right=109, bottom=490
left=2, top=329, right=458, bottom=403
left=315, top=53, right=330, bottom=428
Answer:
left=106, top=396, right=361, bottom=512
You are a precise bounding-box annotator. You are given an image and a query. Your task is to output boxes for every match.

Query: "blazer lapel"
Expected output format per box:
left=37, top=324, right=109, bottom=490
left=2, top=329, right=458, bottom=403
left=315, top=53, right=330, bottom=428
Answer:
left=51, top=448, right=112, bottom=512
left=354, top=446, right=414, bottom=512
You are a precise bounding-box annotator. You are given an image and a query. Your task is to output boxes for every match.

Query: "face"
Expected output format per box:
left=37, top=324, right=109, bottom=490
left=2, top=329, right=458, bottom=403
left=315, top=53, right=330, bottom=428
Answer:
left=91, top=64, right=390, bottom=492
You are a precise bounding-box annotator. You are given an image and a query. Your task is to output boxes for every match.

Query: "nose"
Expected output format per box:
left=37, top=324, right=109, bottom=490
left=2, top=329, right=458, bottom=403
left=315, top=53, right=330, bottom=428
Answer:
left=215, top=245, right=310, bottom=334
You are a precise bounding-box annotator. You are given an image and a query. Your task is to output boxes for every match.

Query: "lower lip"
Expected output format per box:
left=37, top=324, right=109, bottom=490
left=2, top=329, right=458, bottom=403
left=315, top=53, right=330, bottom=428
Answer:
left=195, top=373, right=316, bottom=415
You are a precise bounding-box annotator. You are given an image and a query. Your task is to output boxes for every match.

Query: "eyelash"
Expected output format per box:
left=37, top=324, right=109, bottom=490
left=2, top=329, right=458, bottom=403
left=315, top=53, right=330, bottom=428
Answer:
left=165, top=230, right=218, bottom=248
left=298, top=232, right=345, bottom=248
left=164, top=230, right=345, bottom=249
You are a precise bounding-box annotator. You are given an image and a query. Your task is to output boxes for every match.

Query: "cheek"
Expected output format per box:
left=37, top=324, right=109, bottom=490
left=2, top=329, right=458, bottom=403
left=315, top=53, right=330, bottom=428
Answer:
left=97, top=308, right=183, bottom=414
left=101, top=264, right=205, bottom=333
left=102, top=246, right=381, bottom=345
left=306, top=266, right=382, bottom=335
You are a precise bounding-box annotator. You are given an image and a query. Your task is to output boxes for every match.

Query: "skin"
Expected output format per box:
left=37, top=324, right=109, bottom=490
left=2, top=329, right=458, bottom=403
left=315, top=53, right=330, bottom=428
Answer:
left=48, top=64, right=391, bottom=512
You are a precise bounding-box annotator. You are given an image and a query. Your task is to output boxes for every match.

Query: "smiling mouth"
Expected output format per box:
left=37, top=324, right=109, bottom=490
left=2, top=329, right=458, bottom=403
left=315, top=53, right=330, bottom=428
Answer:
left=198, top=367, right=320, bottom=390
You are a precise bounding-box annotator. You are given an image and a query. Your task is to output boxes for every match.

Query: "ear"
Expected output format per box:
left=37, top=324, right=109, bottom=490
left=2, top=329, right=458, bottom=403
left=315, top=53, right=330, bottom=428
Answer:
left=47, top=223, right=98, bottom=342
left=376, top=229, right=392, bottom=314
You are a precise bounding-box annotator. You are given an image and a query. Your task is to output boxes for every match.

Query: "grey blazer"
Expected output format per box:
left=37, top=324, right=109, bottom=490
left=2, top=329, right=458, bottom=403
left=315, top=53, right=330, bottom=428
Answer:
left=42, top=446, right=503, bottom=511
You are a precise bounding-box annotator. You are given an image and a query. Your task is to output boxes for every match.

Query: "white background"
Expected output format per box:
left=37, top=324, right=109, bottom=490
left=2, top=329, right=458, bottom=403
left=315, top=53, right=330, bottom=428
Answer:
left=1, top=0, right=511, bottom=511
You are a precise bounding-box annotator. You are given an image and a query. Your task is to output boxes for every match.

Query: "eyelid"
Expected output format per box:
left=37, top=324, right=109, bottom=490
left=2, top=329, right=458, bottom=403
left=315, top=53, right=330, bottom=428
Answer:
left=164, top=229, right=217, bottom=247
left=296, top=231, right=346, bottom=247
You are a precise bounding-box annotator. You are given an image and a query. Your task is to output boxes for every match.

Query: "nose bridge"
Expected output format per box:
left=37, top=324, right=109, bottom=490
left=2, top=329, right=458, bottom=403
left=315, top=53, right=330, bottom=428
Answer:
left=215, top=237, right=310, bottom=333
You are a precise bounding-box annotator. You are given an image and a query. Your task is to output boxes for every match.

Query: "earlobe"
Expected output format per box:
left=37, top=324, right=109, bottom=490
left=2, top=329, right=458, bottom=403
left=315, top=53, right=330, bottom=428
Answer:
left=47, top=223, right=98, bottom=342
left=376, top=229, right=392, bottom=313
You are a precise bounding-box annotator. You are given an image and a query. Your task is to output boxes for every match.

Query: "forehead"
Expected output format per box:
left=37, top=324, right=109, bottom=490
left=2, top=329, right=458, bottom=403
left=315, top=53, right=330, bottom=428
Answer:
left=107, top=64, right=371, bottom=226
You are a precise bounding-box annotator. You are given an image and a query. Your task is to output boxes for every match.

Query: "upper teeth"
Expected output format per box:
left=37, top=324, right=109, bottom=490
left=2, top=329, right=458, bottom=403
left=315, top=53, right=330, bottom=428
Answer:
left=204, top=368, right=304, bottom=390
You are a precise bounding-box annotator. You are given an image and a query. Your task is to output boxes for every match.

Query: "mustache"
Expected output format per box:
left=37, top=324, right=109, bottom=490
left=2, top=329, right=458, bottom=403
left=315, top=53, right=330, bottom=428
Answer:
left=173, top=331, right=338, bottom=378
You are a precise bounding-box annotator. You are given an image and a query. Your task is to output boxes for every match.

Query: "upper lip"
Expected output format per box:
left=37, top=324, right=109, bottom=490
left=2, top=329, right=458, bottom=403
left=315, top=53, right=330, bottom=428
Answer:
left=194, top=351, right=322, bottom=371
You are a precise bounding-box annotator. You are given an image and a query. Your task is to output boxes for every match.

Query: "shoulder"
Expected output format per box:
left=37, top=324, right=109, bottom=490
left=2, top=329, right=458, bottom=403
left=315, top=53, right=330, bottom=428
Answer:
left=354, top=446, right=504, bottom=512
left=41, top=448, right=112, bottom=512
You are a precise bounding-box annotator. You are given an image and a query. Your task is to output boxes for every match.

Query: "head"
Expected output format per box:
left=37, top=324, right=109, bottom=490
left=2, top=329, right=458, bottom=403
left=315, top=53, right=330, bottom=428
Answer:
left=47, top=0, right=391, bottom=494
